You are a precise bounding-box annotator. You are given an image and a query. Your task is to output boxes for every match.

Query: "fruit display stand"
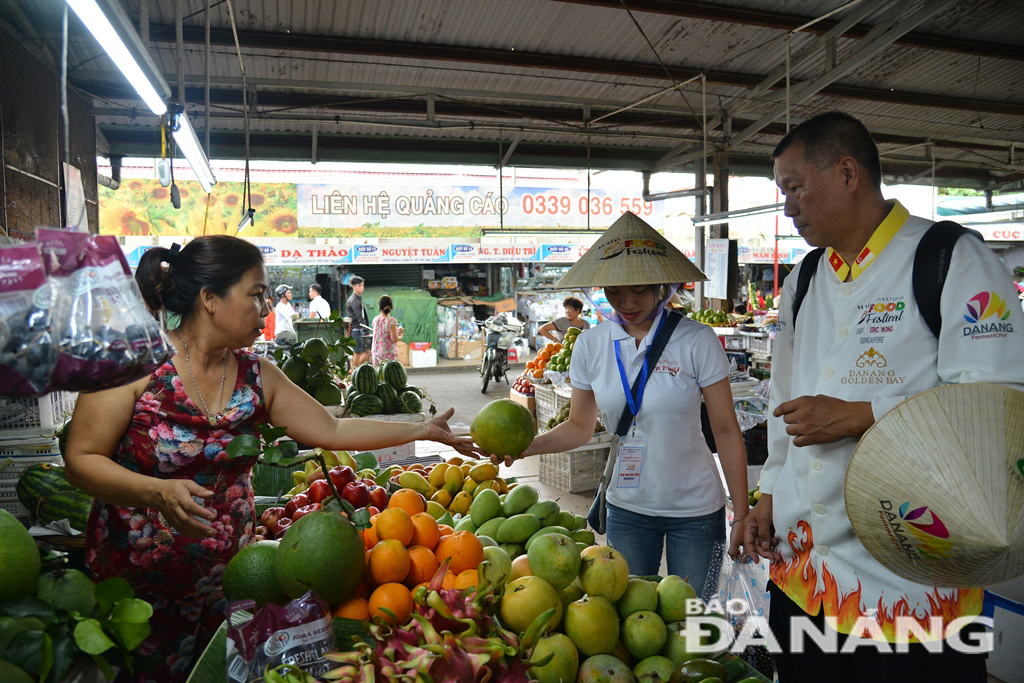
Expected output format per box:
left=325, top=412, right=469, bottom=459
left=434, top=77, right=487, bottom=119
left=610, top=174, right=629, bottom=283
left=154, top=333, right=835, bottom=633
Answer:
left=538, top=431, right=614, bottom=493
left=341, top=409, right=427, bottom=464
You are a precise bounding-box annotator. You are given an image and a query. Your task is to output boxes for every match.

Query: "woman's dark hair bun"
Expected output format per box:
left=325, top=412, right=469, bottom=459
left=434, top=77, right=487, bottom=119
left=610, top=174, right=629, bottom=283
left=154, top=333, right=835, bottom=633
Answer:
left=136, top=246, right=177, bottom=313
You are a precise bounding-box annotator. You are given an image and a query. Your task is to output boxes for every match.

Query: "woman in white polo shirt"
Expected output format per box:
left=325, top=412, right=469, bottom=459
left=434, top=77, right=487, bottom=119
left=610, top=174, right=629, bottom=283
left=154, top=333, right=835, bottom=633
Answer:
left=488, top=212, right=749, bottom=599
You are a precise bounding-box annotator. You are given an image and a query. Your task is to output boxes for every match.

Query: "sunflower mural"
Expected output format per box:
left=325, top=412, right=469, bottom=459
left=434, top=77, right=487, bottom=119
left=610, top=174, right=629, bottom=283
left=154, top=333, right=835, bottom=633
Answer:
left=98, top=179, right=297, bottom=237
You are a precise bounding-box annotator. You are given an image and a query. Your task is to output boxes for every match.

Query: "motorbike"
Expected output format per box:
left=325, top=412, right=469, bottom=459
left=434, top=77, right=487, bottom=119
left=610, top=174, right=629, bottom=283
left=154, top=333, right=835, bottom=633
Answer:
left=477, top=313, right=524, bottom=393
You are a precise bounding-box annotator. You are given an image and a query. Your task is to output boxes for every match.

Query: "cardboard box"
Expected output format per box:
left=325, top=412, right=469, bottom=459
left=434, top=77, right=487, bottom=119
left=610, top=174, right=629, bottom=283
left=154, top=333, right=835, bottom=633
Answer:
left=362, top=412, right=426, bottom=464
left=509, top=389, right=536, bottom=417
left=396, top=341, right=410, bottom=367
left=448, top=338, right=480, bottom=359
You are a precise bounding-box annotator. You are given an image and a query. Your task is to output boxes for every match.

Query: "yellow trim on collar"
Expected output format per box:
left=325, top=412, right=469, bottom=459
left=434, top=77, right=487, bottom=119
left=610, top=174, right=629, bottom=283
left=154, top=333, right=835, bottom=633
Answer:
left=825, top=201, right=909, bottom=281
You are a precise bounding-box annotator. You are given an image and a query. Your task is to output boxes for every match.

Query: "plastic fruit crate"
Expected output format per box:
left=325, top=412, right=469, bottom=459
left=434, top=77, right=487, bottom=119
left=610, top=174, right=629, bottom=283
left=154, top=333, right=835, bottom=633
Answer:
left=0, top=392, right=77, bottom=438
left=538, top=442, right=611, bottom=493
left=0, top=499, right=32, bottom=522
left=535, top=384, right=572, bottom=432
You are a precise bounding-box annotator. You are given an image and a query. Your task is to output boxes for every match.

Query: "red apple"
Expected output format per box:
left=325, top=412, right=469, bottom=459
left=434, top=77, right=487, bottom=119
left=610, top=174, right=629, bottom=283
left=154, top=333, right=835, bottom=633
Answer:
left=359, top=477, right=376, bottom=489
left=273, top=517, right=293, bottom=537
left=366, top=505, right=380, bottom=517
left=367, top=485, right=388, bottom=511
left=260, top=506, right=286, bottom=529
left=328, top=465, right=357, bottom=491
left=284, top=492, right=309, bottom=518
left=307, top=479, right=333, bottom=505
left=255, top=525, right=268, bottom=537
left=292, top=502, right=321, bottom=522
left=341, top=481, right=371, bottom=509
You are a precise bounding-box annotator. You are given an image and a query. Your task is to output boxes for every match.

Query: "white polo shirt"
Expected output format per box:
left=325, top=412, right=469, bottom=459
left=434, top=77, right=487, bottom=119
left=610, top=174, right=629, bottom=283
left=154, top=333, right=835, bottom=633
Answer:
left=309, top=296, right=331, bottom=319
left=275, top=300, right=296, bottom=334
left=570, top=310, right=730, bottom=517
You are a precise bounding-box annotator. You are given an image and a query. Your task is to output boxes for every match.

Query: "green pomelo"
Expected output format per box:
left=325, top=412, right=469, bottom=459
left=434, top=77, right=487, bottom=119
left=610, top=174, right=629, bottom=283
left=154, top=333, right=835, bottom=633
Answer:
left=0, top=510, right=40, bottom=602
left=617, top=577, right=660, bottom=619
left=275, top=511, right=364, bottom=605
left=315, top=383, right=343, bottom=406
left=281, top=356, right=309, bottom=384
left=656, top=575, right=698, bottom=623
left=224, top=540, right=290, bottom=607
left=302, top=337, right=330, bottom=362
left=470, top=399, right=536, bottom=459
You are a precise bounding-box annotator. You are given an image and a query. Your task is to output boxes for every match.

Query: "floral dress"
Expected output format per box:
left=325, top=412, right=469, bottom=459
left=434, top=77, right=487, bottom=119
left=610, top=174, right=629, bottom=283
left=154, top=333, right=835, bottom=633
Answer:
left=85, top=350, right=268, bottom=683
left=371, top=313, right=398, bottom=366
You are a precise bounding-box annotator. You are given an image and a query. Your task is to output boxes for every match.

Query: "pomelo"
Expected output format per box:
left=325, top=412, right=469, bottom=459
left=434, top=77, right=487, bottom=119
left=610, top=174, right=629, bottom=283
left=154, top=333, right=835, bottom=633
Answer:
left=470, top=399, right=536, bottom=458
left=275, top=511, right=364, bottom=605
left=223, top=540, right=290, bottom=607
left=302, top=337, right=330, bottom=362
left=0, top=510, right=40, bottom=602
left=281, top=356, right=309, bottom=384
left=315, top=383, right=343, bottom=406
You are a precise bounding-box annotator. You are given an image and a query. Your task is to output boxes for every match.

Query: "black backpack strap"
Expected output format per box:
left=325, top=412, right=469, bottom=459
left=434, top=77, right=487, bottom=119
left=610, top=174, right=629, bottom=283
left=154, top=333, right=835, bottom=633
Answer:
left=913, top=221, right=983, bottom=338
left=614, top=310, right=683, bottom=436
left=791, top=248, right=825, bottom=330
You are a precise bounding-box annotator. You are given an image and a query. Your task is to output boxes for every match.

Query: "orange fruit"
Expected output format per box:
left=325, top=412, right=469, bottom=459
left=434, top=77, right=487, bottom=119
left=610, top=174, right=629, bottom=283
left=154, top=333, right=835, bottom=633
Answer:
left=453, top=568, right=479, bottom=591
left=405, top=544, right=441, bottom=586
left=376, top=507, right=414, bottom=546
left=441, top=570, right=457, bottom=591
left=333, top=596, right=370, bottom=621
left=389, top=489, right=427, bottom=516
left=352, top=578, right=371, bottom=599
left=538, top=349, right=551, bottom=361
left=526, top=360, right=537, bottom=370
left=438, top=524, right=454, bottom=537
left=434, top=531, right=484, bottom=576
left=410, top=513, right=440, bottom=550
left=370, top=539, right=411, bottom=585
left=368, top=583, right=414, bottom=626
left=362, top=525, right=378, bottom=550
left=553, top=343, right=562, bottom=352
left=532, top=369, right=544, bottom=378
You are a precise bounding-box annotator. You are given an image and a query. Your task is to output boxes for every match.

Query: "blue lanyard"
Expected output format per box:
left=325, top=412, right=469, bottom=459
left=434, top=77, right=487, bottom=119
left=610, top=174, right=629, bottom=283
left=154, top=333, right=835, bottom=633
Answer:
left=613, top=312, right=668, bottom=422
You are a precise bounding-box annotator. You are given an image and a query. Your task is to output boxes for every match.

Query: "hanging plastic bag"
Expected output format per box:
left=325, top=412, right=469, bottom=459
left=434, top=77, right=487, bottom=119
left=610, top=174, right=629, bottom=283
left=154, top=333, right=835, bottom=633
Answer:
left=0, top=242, right=59, bottom=396
left=38, top=229, right=173, bottom=392
left=734, top=395, right=770, bottom=432
left=720, top=555, right=774, bottom=678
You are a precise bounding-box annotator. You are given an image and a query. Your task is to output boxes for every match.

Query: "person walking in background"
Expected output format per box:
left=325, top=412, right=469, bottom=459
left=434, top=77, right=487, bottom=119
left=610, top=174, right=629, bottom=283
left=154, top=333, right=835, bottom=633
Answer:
left=371, top=295, right=404, bottom=366
left=539, top=296, right=592, bottom=342
left=308, top=283, right=331, bottom=319
left=745, top=111, right=1024, bottom=681
left=273, top=284, right=297, bottom=346
left=347, top=276, right=370, bottom=367
left=262, top=294, right=276, bottom=342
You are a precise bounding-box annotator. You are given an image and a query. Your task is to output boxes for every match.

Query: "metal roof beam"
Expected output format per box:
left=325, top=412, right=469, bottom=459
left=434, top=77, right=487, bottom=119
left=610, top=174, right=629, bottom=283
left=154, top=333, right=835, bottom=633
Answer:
left=550, top=0, right=1024, bottom=62
left=728, top=0, right=957, bottom=149
left=59, top=26, right=1024, bottom=117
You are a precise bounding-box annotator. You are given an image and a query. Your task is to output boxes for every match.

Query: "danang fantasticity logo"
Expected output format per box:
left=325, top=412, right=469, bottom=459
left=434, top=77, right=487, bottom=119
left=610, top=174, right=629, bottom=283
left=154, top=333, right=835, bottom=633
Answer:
left=963, top=292, right=1013, bottom=338
left=599, top=238, right=668, bottom=260
left=878, top=500, right=953, bottom=562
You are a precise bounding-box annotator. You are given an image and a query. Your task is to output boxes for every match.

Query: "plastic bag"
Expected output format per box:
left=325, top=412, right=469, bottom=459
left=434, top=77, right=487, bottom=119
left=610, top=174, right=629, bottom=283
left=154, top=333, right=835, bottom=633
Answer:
left=720, top=555, right=774, bottom=678
left=37, top=229, right=173, bottom=392
left=734, top=395, right=770, bottom=432
left=226, top=591, right=337, bottom=683
left=0, top=242, right=59, bottom=395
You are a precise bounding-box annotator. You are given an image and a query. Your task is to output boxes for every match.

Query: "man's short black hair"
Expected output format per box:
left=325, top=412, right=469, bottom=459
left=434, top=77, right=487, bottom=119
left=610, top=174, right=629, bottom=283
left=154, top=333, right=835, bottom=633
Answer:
left=309, top=283, right=322, bottom=295
left=350, top=276, right=364, bottom=286
left=772, top=111, right=882, bottom=188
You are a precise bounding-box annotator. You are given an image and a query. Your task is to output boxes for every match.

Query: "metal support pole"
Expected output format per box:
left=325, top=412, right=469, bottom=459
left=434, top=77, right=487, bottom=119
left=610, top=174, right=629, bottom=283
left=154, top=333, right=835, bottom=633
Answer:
left=204, top=0, right=211, bottom=153
left=176, top=0, right=185, bottom=107
left=139, top=0, right=149, bottom=49
left=694, top=157, right=707, bottom=309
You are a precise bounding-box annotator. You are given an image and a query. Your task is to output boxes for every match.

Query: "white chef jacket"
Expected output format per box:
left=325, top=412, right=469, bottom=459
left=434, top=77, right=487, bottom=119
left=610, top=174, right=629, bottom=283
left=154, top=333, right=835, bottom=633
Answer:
left=309, top=296, right=331, bottom=319
left=570, top=310, right=730, bottom=517
left=761, top=201, right=1024, bottom=641
left=275, top=300, right=296, bottom=335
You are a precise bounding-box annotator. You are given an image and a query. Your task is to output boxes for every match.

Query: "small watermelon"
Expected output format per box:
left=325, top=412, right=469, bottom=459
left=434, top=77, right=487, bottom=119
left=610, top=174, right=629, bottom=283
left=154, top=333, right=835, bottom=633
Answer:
left=351, top=364, right=379, bottom=395
left=375, top=384, right=400, bottom=414
left=379, top=360, right=408, bottom=391
left=349, top=393, right=385, bottom=417
left=37, top=489, right=93, bottom=532
left=16, top=463, right=78, bottom=514
left=399, top=391, right=422, bottom=414
left=403, top=385, right=427, bottom=398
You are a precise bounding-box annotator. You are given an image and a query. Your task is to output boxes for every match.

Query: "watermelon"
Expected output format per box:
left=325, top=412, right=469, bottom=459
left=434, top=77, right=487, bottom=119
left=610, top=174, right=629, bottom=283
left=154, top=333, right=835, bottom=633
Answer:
left=403, top=385, right=427, bottom=398
left=352, top=364, right=379, bottom=395
left=349, top=393, right=384, bottom=417
left=37, top=489, right=93, bottom=532
left=379, top=360, right=407, bottom=391
left=346, top=385, right=361, bottom=401
left=399, top=391, right=422, bottom=414
left=16, top=463, right=78, bottom=513
left=376, top=384, right=400, bottom=414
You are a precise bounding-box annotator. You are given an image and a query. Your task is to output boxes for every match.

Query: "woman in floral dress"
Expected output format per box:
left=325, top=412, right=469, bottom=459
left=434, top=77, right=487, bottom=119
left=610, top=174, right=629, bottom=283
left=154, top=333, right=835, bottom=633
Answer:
left=371, top=295, right=404, bottom=366
left=65, top=236, right=475, bottom=683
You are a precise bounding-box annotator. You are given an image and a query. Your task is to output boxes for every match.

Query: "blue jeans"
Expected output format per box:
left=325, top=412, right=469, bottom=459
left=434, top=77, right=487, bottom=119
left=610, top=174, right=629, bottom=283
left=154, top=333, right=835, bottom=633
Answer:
left=605, top=503, right=725, bottom=602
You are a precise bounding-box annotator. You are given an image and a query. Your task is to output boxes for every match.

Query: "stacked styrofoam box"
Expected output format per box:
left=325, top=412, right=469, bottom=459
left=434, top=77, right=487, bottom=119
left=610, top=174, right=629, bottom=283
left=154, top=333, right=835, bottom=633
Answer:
left=0, top=392, right=75, bottom=524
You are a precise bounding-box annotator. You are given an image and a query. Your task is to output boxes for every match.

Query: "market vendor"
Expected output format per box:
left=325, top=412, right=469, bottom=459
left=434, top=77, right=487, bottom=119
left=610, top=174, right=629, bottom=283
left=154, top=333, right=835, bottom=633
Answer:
left=538, top=295, right=592, bottom=342
left=485, top=212, right=749, bottom=602
left=63, top=235, right=475, bottom=683
left=745, top=112, right=1024, bottom=681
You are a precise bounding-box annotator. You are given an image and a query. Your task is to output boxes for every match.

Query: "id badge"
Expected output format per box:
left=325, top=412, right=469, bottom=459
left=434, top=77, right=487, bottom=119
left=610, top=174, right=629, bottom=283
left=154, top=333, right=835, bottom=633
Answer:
left=614, top=435, right=648, bottom=488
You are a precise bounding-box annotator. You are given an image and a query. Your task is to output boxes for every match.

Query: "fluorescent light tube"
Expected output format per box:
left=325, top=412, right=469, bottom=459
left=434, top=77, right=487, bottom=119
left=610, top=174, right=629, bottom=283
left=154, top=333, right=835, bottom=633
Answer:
left=171, top=110, right=217, bottom=193
left=66, top=0, right=167, bottom=116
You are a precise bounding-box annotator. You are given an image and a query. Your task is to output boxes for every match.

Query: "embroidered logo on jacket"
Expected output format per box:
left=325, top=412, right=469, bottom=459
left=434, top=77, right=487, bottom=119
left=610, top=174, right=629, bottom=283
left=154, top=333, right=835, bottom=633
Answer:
left=962, top=292, right=1013, bottom=339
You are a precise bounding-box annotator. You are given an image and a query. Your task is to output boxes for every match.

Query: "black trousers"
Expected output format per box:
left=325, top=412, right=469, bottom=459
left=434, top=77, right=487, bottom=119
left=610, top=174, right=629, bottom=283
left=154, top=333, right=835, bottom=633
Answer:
left=768, top=581, right=988, bottom=683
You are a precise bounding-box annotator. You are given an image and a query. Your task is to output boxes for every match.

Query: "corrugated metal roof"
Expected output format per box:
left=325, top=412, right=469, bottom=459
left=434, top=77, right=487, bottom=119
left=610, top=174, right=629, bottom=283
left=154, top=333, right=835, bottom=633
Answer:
left=13, top=0, right=1024, bottom=186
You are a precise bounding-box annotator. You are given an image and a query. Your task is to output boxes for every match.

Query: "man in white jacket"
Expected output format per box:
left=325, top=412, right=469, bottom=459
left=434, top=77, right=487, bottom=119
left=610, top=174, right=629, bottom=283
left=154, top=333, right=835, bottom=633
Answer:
left=744, top=111, right=1024, bottom=682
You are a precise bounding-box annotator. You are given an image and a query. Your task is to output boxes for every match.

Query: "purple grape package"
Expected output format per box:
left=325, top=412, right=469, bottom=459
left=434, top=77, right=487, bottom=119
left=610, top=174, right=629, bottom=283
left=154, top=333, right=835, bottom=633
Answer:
left=0, top=242, right=59, bottom=396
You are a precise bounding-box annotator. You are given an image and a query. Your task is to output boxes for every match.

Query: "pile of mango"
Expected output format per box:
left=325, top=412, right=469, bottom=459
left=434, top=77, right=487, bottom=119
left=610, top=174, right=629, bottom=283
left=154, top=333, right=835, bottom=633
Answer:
left=386, top=457, right=513, bottom=518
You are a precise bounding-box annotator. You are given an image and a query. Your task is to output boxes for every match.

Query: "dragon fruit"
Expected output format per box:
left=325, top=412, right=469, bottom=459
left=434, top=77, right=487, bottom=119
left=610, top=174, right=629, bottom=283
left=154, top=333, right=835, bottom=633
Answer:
left=323, top=560, right=555, bottom=683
